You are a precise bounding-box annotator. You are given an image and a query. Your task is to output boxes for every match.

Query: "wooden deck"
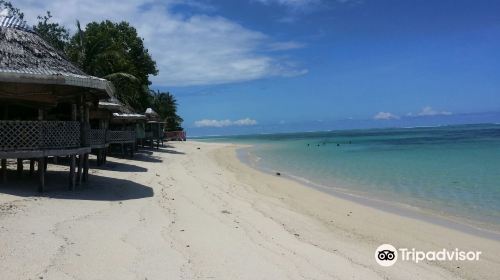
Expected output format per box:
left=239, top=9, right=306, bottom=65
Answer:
left=0, top=120, right=91, bottom=192
left=107, top=130, right=136, bottom=144
left=107, top=130, right=136, bottom=158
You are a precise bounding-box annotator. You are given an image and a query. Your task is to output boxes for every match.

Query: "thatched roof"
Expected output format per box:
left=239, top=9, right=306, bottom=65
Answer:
left=112, top=112, right=146, bottom=121
left=98, top=101, right=125, bottom=113
left=145, top=107, right=162, bottom=123
left=98, top=99, right=146, bottom=121
left=0, top=10, right=113, bottom=101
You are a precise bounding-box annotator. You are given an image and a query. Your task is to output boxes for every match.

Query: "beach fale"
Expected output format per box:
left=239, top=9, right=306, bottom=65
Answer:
left=144, top=107, right=165, bottom=149
left=0, top=11, right=113, bottom=191
left=90, top=100, right=146, bottom=162
left=108, top=109, right=146, bottom=158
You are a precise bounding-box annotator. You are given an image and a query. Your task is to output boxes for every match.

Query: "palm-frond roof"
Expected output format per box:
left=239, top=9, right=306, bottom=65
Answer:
left=0, top=10, right=113, bottom=100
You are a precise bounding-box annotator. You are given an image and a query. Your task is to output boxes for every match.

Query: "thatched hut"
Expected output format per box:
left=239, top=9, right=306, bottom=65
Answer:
left=109, top=110, right=145, bottom=157
left=0, top=10, right=113, bottom=191
left=88, top=101, right=117, bottom=165
left=90, top=100, right=146, bottom=160
left=144, top=108, right=164, bottom=149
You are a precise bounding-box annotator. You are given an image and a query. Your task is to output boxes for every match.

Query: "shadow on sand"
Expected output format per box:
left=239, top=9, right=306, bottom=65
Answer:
left=138, top=147, right=186, bottom=155
left=154, top=149, right=186, bottom=155
left=50, top=157, right=149, bottom=173
left=102, top=149, right=165, bottom=164
left=131, top=153, right=163, bottom=163
left=89, top=158, right=148, bottom=173
left=0, top=170, right=153, bottom=201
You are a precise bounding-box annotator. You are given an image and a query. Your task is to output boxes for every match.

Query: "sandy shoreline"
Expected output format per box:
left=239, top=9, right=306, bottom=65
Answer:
left=1, top=141, right=499, bottom=279
left=236, top=146, right=500, bottom=241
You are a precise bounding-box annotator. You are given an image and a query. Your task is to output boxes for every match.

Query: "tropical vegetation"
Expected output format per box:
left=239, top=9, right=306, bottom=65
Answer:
left=0, top=1, right=183, bottom=131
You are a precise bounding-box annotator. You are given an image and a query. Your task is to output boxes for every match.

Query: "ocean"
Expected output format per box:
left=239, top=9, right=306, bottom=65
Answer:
left=196, top=124, right=500, bottom=233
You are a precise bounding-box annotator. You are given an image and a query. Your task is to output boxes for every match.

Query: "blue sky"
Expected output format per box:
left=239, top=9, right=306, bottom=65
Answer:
left=170, top=0, right=500, bottom=136
left=14, top=0, right=500, bottom=136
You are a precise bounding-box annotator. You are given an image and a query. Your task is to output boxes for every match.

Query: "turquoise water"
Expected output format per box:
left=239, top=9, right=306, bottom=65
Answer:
left=197, top=124, right=500, bottom=231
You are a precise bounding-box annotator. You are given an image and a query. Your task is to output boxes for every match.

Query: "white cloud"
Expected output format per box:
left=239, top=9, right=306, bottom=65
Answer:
left=415, top=106, right=452, bottom=117
left=194, top=118, right=258, bottom=127
left=12, top=0, right=306, bottom=87
left=233, top=118, right=258, bottom=126
left=373, top=112, right=400, bottom=120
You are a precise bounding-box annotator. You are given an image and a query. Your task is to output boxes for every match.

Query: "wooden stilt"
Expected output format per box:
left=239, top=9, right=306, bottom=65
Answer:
left=29, top=159, right=35, bottom=176
left=83, top=153, right=89, bottom=183
left=69, top=155, right=76, bottom=190
left=1, top=159, right=6, bottom=182
left=77, top=154, right=83, bottom=185
left=16, top=159, right=23, bottom=177
left=121, top=144, right=125, bottom=157
left=44, top=157, right=48, bottom=171
left=38, top=157, right=45, bottom=192
left=98, top=149, right=103, bottom=166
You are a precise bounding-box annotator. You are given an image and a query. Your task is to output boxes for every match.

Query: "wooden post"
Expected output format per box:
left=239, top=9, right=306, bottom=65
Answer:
left=71, top=104, right=77, bottom=121
left=79, top=101, right=85, bottom=146
left=97, top=149, right=103, bottom=166
left=77, top=99, right=90, bottom=184
left=69, top=155, right=76, bottom=190
left=38, top=157, right=45, bottom=192
left=85, top=105, right=90, bottom=123
left=1, top=159, right=6, bottom=182
left=16, top=159, right=23, bottom=178
left=83, top=103, right=90, bottom=147
left=77, top=153, right=83, bottom=185
left=38, top=108, right=44, bottom=121
left=29, top=160, right=35, bottom=176
left=83, top=153, right=89, bottom=183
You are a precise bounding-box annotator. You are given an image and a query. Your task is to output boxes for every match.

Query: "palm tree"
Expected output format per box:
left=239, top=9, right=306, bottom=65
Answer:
left=151, top=90, right=183, bottom=131
left=66, top=20, right=157, bottom=112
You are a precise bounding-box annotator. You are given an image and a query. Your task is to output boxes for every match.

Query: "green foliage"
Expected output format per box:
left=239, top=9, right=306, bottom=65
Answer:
left=104, top=73, right=153, bottom=112
left=151, top=90, right=184, bottom=131
left=1, top=3, right=183, bottom=125
left=0, top=1, right=24, bottom=19
left=33, top=11, right=70, bottom=53
left=66, top=20, right=158, bottom=111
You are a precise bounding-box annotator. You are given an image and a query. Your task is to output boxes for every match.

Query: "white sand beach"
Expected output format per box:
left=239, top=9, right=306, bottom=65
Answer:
left=1, top=141, right=499, bottom=280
